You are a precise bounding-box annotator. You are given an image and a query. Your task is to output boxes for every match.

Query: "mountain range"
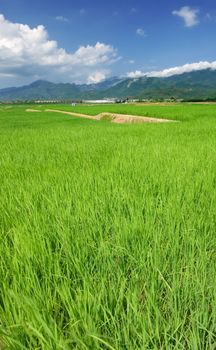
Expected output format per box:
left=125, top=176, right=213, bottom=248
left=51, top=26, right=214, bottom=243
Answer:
left=1, top=69, right=216, bottom=101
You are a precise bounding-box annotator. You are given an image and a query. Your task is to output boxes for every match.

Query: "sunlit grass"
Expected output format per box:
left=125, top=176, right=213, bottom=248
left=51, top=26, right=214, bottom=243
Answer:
left=0, top=104, right=216, bottom=349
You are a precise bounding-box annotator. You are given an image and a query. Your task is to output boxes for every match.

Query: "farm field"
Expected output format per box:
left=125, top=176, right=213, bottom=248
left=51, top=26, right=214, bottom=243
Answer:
left=1, top=104, right=216, bottom=349
left=39, top=102, right=216, bottom=122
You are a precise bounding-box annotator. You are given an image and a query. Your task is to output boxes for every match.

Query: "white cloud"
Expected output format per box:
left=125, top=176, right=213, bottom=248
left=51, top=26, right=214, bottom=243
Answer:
left=128, top=60, right=135, bottom=64
left=127, top=61, right=216, bottom=78
left=0, top=14, right=119, bottom=87
left=127, top=70, right=143, bottom=78
left=55, top=16, right=69, bottom=22
left=172, top=6, right=199, bottom=27
left=136, top=28, right=146, bottom=36
left=87, top=71, right=107, bottom=84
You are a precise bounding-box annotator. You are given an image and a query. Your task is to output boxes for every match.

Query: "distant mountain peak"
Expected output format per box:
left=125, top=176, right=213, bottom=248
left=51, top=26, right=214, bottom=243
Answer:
left=29, top=80, right=53, bottom=87
left=1, top=69, right=216, bottom=101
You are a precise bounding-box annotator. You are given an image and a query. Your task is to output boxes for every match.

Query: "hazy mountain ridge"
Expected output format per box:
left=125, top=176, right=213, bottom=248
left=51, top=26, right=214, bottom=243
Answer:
left=1, top=69, right=216, bottom=101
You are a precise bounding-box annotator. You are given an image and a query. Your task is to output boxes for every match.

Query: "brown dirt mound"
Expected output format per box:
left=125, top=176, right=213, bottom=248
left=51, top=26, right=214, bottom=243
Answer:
left=45, top=109, right=176, bottom=124
left=99, top=113, right=174, bottom=124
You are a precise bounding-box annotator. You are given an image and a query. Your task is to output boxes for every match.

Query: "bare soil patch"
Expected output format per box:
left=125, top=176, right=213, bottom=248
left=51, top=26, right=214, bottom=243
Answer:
left=26, top=109, right=41, bottom=113
left=99, top=113, right=174, bottom=124
left=187, top=102, right=216, bottom=105
left=134, top=102, right=179, bottom=106
left=45, top=109, right=175, bottom=124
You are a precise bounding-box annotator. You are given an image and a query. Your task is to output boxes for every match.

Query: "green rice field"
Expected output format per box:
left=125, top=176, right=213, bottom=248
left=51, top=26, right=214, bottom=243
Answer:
left=1, top=103, right=216, bottom=349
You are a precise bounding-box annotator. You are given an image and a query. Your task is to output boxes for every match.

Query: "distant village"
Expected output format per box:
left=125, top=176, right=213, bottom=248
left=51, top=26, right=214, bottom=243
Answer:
left=34, top=98, right=184, bottom=104
left=0, top=97, right=184, bottom=104
left=34, top=98, right=134, bottom=105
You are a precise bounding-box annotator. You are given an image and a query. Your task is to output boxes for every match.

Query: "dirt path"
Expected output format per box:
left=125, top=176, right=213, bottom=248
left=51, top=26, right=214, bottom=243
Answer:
left=26, top=109, right=41, bottom=112
left=45, top=109, right=99, bottom=120
left=44, top=109, right=175, bottom=124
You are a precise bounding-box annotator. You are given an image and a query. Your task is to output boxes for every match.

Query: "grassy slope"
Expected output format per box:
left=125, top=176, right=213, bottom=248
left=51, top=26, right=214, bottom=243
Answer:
left=0, top=105, right=216, bottom=349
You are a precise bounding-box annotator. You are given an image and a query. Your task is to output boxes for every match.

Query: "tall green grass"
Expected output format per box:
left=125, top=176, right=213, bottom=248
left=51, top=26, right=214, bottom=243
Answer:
left=0, top=105, right=216, bottom=349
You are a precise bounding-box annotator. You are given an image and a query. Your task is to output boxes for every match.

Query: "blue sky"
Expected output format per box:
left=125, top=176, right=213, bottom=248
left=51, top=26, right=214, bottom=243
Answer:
left=0, top=0, right=216, bottom=87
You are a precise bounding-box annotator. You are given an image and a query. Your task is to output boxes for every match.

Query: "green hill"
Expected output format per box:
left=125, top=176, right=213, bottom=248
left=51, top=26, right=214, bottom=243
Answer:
left=1, top=69, right=216, bottom=101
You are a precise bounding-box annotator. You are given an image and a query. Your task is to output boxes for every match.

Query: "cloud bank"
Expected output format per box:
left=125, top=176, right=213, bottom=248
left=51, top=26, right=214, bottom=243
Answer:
left=127, top=61, right=216, bottom=79
left=172, top=6, right=199, bottom=27
left=0, top=14, right=119, bottom=87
